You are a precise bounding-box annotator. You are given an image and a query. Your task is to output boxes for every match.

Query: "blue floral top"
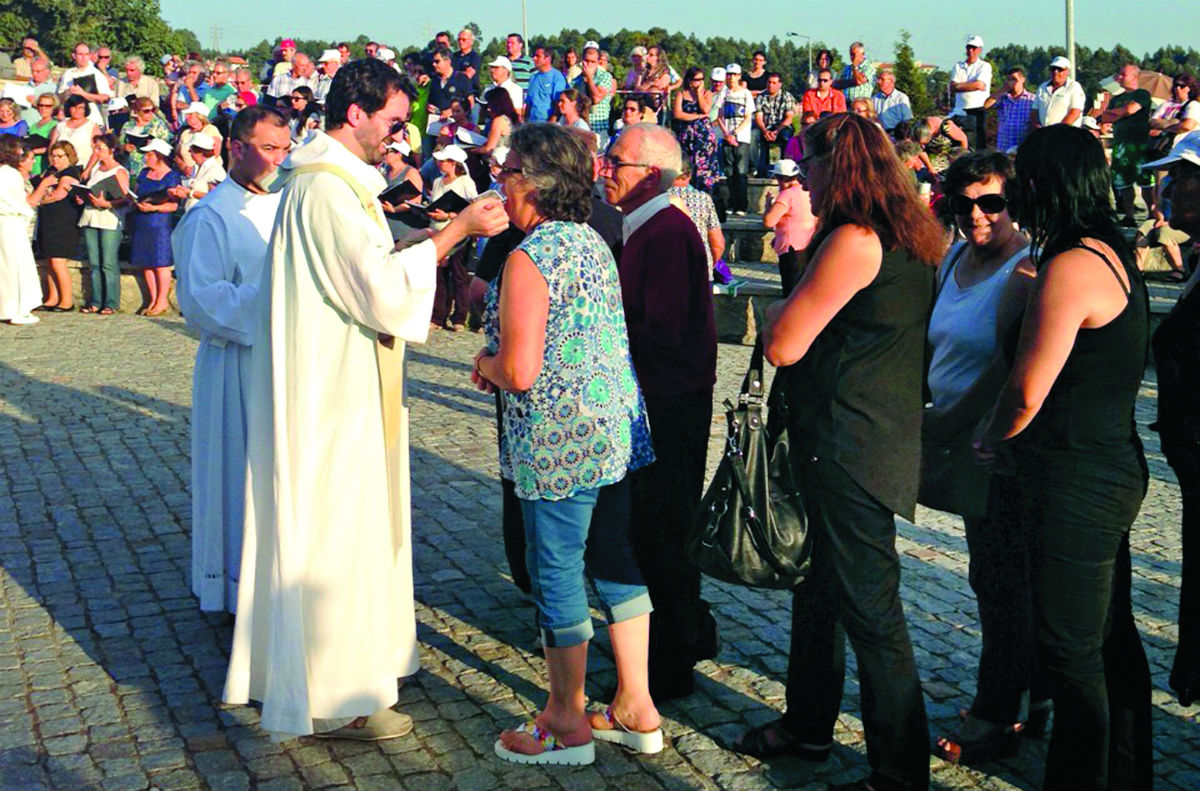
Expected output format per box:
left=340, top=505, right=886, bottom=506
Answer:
left=485, top=220, right=654, bottom=501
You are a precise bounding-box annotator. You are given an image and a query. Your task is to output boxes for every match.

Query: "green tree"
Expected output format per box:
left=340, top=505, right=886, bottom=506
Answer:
left=894, top=30, right=932, bottom=117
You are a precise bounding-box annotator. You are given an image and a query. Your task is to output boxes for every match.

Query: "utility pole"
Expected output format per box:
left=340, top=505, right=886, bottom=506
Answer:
left=522, top=0, right=528, bottom=48
left=210, top=25, right=221, bottom=54
left=1066, top=0, right=1075, bottom=73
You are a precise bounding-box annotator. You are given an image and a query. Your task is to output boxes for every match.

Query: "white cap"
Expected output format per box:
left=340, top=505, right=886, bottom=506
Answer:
left=1081, top=116, right=1100, bottom=130
left=1049, top=56, right=1071, bottom=72
left=630, top=46, right=647, bottom=58
left=160, top=54, right=173, bottom=66
left=491, top=146, right=509, bottom=166
left=965, top=35, right=984, bottom=49
left=140, top=138, right=173, bottom=157
left=188, top=132, right=215, bottom=151
left=488, top=56, right=512, bottom=70
left=1144, top=130, right=1200, bottom=169
left=584, top=40, right=600, bottom=51
left=433, top=144, right=468, bottom=164
left=710, top=67, right=726, bottom=82
left=378, top=47, right=396, bottom=62
left=185, top=101, right=209, bottom=117
left=106, top=96, right=128, bottom=112
left=725, top=63, right=742, bottom=75
left=386, top=139, right=411, bottom=156
left=772, top=159, right=800, bottom=178
left=318, top=49, right=340, bottom=63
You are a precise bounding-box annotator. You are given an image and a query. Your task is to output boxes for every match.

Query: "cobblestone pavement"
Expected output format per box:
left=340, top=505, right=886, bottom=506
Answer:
left=2, top=310, right=1198, bottom=791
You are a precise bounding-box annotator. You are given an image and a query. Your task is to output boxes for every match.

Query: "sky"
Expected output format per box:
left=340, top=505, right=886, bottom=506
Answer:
left=160, top=0, right=1200, bottom=72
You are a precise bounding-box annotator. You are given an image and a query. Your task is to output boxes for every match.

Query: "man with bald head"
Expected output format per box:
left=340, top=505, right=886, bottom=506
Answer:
left=267, top=52, right=316, bottom=108
left=603, top=124, right=718, bottom=702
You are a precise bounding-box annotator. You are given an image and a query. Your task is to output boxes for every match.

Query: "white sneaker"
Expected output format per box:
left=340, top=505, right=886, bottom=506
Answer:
left=8, top=315, right=39, bottom=325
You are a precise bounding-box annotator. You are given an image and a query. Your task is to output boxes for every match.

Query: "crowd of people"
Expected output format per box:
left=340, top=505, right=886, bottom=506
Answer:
left=1, top=27, right=1199, bottom=791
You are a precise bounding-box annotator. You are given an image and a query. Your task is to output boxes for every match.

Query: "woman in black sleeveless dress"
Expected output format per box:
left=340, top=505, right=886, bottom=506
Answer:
left=976, top=125, right=1152, bottom=790
left=731, top=114, right=946, bottom=791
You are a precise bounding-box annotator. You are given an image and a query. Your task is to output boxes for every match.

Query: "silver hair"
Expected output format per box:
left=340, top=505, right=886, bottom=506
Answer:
left=125, top=55, right=145, bottom=70
left=623, top=123, right=682, bottom=192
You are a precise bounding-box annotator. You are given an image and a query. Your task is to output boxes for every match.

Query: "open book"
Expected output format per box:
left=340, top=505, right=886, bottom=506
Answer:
left=70, top=173, right=125, bottom=203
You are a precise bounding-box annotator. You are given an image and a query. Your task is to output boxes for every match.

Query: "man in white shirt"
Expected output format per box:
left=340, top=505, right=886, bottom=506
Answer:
left=1032, top=56, right=1085, bottom=129
left=172, top=106, right=292, bottom=615
left=313, top=50, right=341, bottom=105
left=19, top=58, right=57, bottom=126
left=58, top=42, right=113, bottom=126
left=488, top=56, right=524, bottom=119
left=224, top=59, right=509, bottom=742
left=115, top=56, right=162, bottom=107
left=715, top=63, right=755, bottom=216
left=872, top=69, right=913, bottom=134
left=949, top=35, right=993, bottom=149
left=267, top=53, right=316, bottom=108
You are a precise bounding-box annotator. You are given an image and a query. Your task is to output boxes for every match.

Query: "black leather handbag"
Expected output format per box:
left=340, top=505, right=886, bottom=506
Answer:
left=687, top=338, right=810, bottom=589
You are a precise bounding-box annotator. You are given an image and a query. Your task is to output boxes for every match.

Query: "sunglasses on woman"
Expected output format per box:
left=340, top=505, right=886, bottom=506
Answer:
left=950, top=193, right=1008, bottom=215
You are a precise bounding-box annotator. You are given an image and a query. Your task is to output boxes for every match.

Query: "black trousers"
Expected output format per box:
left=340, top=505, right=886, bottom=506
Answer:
left=965, top=107, right=987, bottom=150
left=629, top=392, right=713, bottom=687
left=721, top=142, right=751, bottom=213
left=1020, top=456, right=1152, bottom=790
left=431, top=246, right=471, bottom=326
left=963, top=473, right=1051, bottom=723
left=782, top=458, right=929, bottom=791
left=778, top=249, right=803, bottom=297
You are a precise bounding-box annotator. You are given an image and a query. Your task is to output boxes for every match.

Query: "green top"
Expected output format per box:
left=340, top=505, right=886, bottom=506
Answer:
left=1110, top=88, right=1151, bottom=144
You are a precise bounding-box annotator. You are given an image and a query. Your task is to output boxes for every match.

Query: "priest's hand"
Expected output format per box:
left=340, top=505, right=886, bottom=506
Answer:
left=453, top=197, right=509, bottom=238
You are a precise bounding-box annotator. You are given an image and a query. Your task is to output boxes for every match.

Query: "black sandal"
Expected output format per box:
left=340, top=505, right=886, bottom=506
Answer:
left=730, top=720, right=831, bottom=761
left=933, top=723, right=1021, bottom=765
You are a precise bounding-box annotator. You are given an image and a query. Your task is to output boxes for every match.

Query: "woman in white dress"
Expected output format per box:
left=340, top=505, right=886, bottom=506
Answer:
left=49, top=95, right=99, bottom=170
left=0, top=137, right=42, bottom=324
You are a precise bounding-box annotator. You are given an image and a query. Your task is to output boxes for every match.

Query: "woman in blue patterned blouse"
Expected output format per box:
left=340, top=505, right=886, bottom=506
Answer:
left=473, top=123, right=663, bottom=766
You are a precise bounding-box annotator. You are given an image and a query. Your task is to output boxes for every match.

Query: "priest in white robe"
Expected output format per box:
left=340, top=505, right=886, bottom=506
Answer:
left=224, top=59, right=508, bottom=741
left=173, top=106, right=292, bottom=613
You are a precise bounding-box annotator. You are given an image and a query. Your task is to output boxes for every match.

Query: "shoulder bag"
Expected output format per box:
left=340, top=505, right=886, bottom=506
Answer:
left=687, top=337, right=810, bottom=589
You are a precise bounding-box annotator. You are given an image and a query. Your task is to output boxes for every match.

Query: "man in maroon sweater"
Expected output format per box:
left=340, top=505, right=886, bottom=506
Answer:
left=603, top=124, right=719, bottom=701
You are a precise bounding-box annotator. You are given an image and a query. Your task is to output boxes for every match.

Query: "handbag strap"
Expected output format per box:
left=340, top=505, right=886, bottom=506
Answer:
left=740, top=335, right=766, bottom=405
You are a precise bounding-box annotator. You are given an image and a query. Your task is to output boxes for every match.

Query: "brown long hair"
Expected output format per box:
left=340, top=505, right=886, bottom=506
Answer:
left=804, top=113, right=945, bottom=265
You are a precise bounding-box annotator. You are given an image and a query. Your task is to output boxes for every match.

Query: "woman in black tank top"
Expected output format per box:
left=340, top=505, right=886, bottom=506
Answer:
left=976, top=125, right=1152, bottom=790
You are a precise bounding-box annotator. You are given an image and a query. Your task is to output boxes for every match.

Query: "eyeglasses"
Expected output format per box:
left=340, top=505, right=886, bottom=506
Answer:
left=1049, top=67, right=1066, bottom=73
left=495, top=165, right=524, bottom=179
left=37, top=102, right=54, bottom=108
left=290, top=95, right=306, bottom=102
left=599, top=157, right=652, bottom=175
left=817, top=78, right=831, bottom=84
left=950, top=193, right=1008, bottom=215
left=795, top=152, right=825, bottom=182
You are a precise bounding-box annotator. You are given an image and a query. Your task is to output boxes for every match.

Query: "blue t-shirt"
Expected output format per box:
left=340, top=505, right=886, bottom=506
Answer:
left=525, top=69, right=568, bottom=122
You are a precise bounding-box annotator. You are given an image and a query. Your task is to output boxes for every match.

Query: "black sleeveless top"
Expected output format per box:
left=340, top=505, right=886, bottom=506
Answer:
left=1007, top=244, right=1148, bottom=476
left=775, top=247, right=935, bottom=519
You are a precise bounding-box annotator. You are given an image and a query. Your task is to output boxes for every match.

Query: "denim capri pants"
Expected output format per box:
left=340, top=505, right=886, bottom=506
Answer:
left=520, top=477, right=653, bottom=648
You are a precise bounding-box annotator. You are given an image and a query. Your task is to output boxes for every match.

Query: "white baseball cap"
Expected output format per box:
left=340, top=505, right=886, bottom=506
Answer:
left=140, top=138, right=173, bottom=157
left=772, top=159, right=800, bottom=178
left=584, top=40, right=600, bottom=51
left=378, top=47, right=396, bottom=62
left=386, top=139, right=411, bottom=156
left=318, top=49, right=340, bottom=63
left=725, top=63, right=742, bottom=75
left=488, top=56, right=513, bottom=70
left=710, top=67, right=726, bottom=82
left=106, top=96, right=128, bottom=112
left=189, top=132, right=215, bottom=151
left=160, top=54, right=173, bottom=66
left=630, top=46, right=647, bottom=59
left=965, top=35, right=984, bottom=49
left=433, top=144, right=468, bottom=164
left=1049, top=56, right=1072, bottom=72
left=185, top=101, right=209, bottom=117
left=1144, top=130, right=1200, bottom=169
left=491, top=146, right=509, bottom=166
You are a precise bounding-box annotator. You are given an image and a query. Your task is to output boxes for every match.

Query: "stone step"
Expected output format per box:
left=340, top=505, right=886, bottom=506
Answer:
left=44, top=258, right=180, bottom=316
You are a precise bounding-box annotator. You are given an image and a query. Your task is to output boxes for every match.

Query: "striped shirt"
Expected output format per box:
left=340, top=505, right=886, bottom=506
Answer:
left=510, top=56, right=535, bottom=88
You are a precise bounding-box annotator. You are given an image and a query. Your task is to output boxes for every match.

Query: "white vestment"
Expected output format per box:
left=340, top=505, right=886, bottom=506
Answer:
left=0, top=165, right=40, bottom=321
left=225, top=131, right=437, bottom=739
left=172, top=178, right=281, bottom=613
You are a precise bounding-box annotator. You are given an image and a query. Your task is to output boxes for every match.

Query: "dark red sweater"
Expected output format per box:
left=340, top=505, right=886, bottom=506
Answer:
left=617, top=205, right=717, bottom=401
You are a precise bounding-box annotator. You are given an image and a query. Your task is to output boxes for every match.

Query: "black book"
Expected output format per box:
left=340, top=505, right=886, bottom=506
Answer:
left=73, top=73, right=98, bottom=96
left=409, top=189, right=471, bottom=216
left=25, top=134, right=50, bottom=150
left=137, top=190, right=173, bottom=205
left=124, top=133, right=151, bottom=150
left=378, top=180, right=421, bottom=206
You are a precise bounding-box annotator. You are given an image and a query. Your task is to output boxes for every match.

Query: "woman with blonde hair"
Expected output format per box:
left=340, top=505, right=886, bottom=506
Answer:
left=733, top=113, right=945, bottom=791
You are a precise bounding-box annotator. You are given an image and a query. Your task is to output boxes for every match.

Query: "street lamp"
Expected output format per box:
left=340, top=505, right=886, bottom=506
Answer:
left=786, top=32, right=813, bottom=80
